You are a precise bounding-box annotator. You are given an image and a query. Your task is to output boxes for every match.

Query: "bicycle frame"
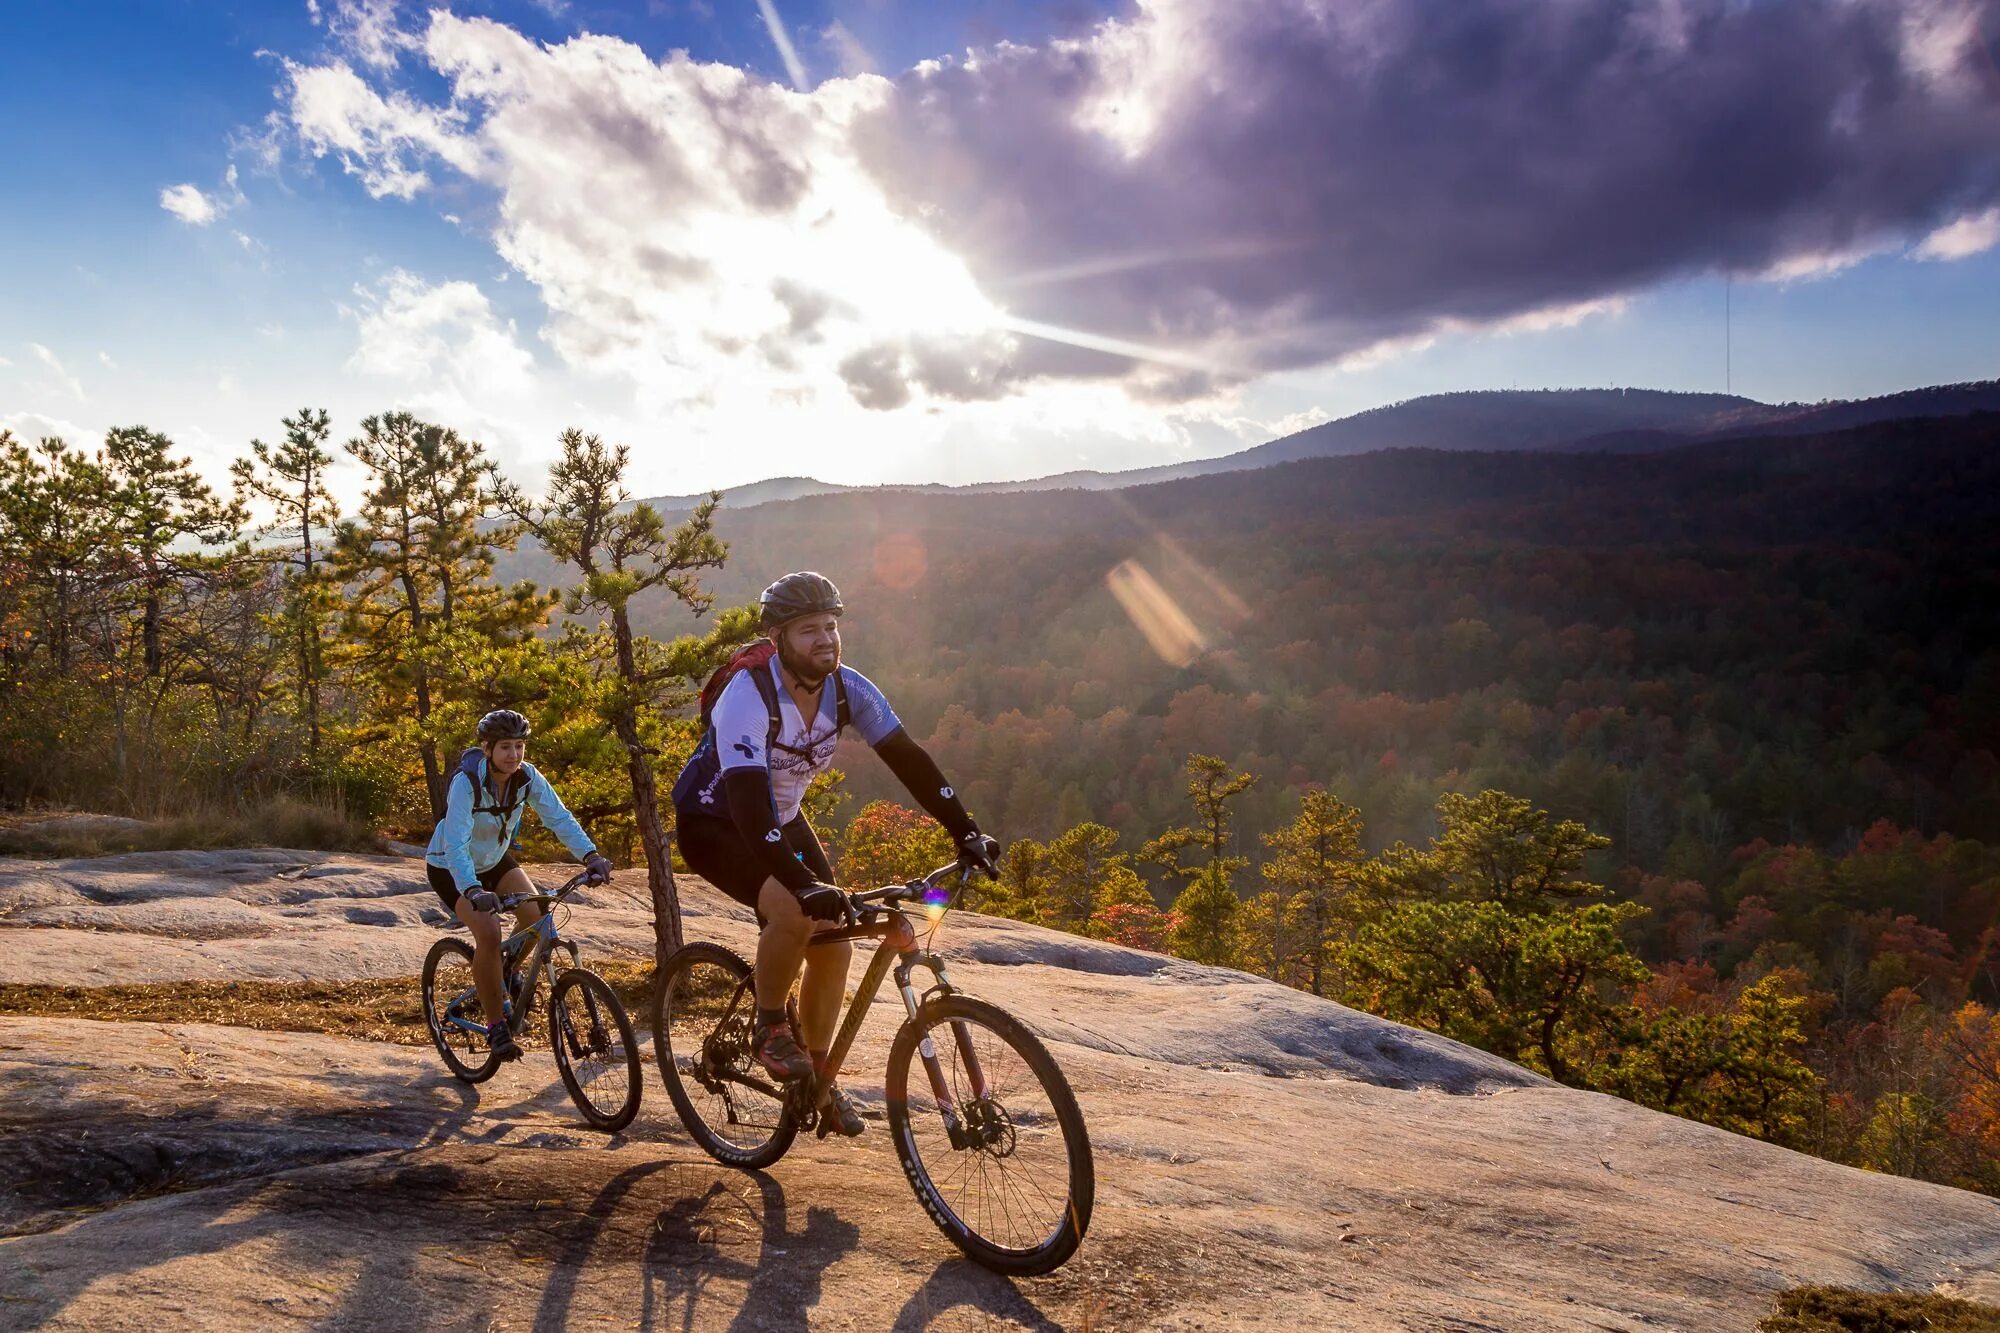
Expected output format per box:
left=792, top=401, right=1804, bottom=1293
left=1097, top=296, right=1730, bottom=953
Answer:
left=443, top=875, right=585, bottom=1038
left=799, top=873, right=993, bottom=1141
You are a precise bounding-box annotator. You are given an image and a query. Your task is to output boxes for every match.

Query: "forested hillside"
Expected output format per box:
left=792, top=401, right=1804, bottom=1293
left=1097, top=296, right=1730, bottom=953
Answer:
left=5, top=406, right=1997, bottom=1195
left=608, top=412, right=2000, bottom=867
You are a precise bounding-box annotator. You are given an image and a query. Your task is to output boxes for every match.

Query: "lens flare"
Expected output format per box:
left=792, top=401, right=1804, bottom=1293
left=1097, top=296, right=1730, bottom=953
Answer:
left=1106, top=558, right=1208, bottom=667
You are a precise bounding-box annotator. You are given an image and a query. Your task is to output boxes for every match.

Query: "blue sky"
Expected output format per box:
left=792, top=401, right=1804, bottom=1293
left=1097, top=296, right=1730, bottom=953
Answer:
left=2, top=0, right=1996, bottom=506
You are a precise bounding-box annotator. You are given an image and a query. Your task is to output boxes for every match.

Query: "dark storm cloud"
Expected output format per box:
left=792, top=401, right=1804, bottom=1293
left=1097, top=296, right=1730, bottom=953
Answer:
left=854, top=0, right=2000, bottom=374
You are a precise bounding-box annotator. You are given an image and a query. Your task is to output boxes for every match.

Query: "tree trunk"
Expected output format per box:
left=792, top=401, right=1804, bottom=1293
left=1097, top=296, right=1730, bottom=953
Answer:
left=299, top=525, right=320, bottom=761
left=419, top=737, right=443, bottom=823
left=143, top=587, right=162, bottom=677
left=399, top=560, right=445, bottom=820
left=611, top=606, right=682, bottom=962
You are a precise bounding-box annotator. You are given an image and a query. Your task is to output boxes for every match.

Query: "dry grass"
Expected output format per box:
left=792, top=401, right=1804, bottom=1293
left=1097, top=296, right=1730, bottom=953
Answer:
left=1762, top=1286, right=2000, bottom=1332
left=0, top=799, right=386, bottom=859
left=0, top=960, right=659, bottom=1045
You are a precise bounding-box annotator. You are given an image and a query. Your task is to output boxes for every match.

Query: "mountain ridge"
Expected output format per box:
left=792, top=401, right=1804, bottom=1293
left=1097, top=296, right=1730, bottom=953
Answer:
left=629, top=380, right=2000, bottom=514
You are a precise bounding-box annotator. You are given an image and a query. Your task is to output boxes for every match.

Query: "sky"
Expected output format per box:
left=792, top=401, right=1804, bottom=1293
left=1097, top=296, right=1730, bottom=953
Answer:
left=2, top=0, right=1998, bottom=508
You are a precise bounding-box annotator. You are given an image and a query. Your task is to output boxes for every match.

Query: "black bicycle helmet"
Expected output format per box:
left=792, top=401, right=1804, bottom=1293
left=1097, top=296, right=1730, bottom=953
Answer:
left=476, top=709, right=532, bottom=741
left=758, top=571, right=843, bottom=630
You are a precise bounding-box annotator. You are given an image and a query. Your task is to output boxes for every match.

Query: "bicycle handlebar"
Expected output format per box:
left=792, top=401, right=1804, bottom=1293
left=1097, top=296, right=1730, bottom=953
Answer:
left=852, top=860, right=977, bottom=909
left=497, top=870, right=590, bottom=912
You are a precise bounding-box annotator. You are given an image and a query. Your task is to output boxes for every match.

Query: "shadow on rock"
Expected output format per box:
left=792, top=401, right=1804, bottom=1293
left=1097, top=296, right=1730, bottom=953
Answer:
left=889, top=1258, right=1067, bottom=1333
left=528, top=1159, right=860, bottom=1333
left=0, top=1059, right=495, bottom=1326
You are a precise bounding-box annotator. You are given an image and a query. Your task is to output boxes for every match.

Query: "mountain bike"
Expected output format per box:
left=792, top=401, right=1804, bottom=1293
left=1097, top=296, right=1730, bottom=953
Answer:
left=652, top=862, right=1094, bottom=1276
left=421, top=870, right=643, bottom=1132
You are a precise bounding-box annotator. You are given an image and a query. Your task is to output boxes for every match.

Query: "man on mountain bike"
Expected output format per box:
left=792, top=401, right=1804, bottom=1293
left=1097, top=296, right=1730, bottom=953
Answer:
left=671, top=571, right=997, bottom=1136
left=426, top=709, right=612, bottom=1063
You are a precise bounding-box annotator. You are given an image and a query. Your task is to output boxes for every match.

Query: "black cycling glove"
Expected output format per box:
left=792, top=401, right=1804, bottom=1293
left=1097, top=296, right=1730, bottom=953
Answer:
left=796, top=883, right=853, bottom=923
left=465, top=887, right=501, bottom=914
left=957, top=831, right=1001, bottom=879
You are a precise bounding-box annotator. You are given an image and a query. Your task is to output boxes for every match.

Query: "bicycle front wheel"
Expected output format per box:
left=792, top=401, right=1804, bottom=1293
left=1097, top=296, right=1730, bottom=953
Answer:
left=887, top=995, right=1093, bottom=1275
left=422, top=937, right=500, bottom=1084
left=549, top=968, right=642, bottom=1132
left=652, top=942, right=797, bottom=1169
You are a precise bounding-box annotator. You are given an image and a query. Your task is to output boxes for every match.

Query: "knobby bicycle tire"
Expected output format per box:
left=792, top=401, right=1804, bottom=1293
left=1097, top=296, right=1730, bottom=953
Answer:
left=652, top=941, right=798, bottom=1169
left=886, top=995, right=1093, bottom=1275
left=550, top=967, right=642, bottom=1132
left=422, top=936, right=500, bottom=1084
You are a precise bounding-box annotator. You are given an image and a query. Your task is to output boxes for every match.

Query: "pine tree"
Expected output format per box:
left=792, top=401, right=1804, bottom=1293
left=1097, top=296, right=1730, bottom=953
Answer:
left=1038, top=821, right=1142, bottom=934
left=95, top=426, right=247, bottom=792
left=0, top=434, right=110, bottom=675
left=1169, top=862, right=1242, bottom=966
left=982, top=837, right=1046, bottom=921
left=100, top=426, right=244, bottom=680
left=231, top=408, right=339, bottom=759
left=333, top=413, right=547, bottom=820
left=1142, top=755, right=1257, bottom=967
left=494, top=427, right=729, bottom=957
left=1260, top=788, right=1367, bottom=994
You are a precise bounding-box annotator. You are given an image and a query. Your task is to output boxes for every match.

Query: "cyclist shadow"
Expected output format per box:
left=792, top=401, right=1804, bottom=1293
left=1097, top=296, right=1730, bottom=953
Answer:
left=530, top=1159, right=859, bottom=1333
left=0, top=1067, right=502, bottom=1326
left=889, top=1258, right=1067, bottom=1333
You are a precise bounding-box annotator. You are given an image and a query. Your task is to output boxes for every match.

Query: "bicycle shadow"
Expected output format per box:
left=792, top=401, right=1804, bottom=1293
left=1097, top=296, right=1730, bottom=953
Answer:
left=888, top=1257, right=1067, bottom=1333
left=528, top=1158, right=859, bottom=1333
left=0, top=1063, right=498, bottom=1328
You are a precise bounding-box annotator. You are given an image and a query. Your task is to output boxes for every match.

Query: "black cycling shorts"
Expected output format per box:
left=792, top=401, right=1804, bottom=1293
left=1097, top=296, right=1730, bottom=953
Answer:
left=676, top=812, right=833, bottom=925
left=427, top=853, right=521, bottom=913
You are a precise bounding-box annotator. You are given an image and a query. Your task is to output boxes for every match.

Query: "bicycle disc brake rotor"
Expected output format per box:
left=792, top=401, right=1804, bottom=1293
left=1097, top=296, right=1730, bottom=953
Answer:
left=963, top=1098, right=1017, bottom=1158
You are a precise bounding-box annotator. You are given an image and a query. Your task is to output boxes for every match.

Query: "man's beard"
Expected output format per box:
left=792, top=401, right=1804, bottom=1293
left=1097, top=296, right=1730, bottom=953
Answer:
left=777, top=636, right=838, bottom=687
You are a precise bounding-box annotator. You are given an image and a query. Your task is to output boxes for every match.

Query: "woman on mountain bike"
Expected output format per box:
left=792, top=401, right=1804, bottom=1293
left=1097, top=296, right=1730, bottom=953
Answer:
left=425, top=709, right=612, bottom=1063
left=670, top=572, right=998, bottom=1136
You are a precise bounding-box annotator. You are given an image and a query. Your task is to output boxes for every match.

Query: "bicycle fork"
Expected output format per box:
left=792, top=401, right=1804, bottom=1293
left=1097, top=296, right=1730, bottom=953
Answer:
left=891, top=968, right=993, bottom=1151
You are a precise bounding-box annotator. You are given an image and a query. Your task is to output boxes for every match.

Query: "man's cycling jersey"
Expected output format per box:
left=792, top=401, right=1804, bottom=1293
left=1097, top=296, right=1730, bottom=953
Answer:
left=674, top=659, right=902, bottom=824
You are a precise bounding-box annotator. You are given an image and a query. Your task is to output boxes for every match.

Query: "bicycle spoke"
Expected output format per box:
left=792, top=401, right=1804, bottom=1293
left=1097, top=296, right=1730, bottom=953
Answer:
left=892, top=1001, right=1083, bottom=1266
left=659, top=947, right=793, bottom=1162
left=549, top=970, right=639, bottom=1131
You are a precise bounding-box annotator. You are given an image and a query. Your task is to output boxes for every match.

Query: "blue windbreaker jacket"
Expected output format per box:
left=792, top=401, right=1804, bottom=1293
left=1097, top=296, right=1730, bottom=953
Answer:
left=424, top=755, right=596, bottom=892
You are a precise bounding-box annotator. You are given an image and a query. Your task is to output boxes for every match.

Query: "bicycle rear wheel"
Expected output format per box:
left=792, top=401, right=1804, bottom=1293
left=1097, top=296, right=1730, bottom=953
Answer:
left=550, top=968, right=642, bottom=1132
left=887, top=995, right=1093, bottom=1276
left=422, top=937, right=500, bottom=1084
left=651, top=942, right=797, bottom=1169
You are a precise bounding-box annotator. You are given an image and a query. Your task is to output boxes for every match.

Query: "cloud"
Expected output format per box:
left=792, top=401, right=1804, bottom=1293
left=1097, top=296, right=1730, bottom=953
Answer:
left=852, top=0, right=2000, bottom=378
left=29, top=344, right=84, bottom=401
left=263, top=0, right=2000, bottom=471
left=820, top=20, right=876, bottom=76
left=160, top=183, right=223, bottom=225
left=325, top=0, right=409, bottom=70
left=1916, top=207, right=2000, bottom=260
left=345, top=268, right=535, bottom=397
left=286, top=58, right=481, bottom=199
left=158, top=164, right=244, bottom=226
left=1, top=410, right=93, bottom=444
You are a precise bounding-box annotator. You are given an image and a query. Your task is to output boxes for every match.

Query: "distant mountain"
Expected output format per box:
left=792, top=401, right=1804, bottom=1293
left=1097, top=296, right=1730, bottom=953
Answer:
left=1549, top=380, right=2000, bottom=453
left=643, top=475, right=868, bottom=514
left=625, top=383, right=1999, bottom=516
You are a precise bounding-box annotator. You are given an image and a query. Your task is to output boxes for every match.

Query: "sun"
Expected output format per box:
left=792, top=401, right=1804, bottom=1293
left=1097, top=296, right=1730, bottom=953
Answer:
left=810, top=210, right=1003, bottom=339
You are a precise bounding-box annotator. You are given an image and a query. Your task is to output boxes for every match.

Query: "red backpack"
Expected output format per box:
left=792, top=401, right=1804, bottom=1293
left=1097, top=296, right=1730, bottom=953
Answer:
left=696, top=641, right=849, bottom=739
